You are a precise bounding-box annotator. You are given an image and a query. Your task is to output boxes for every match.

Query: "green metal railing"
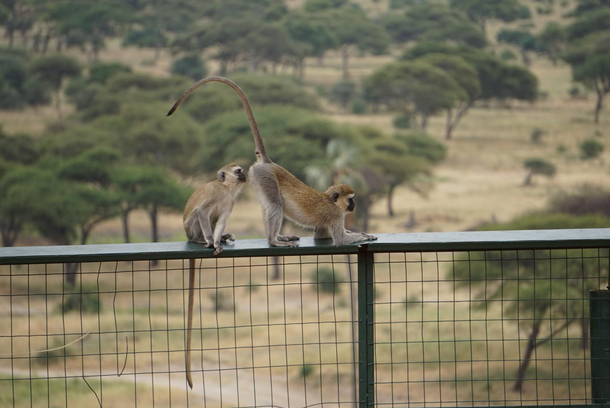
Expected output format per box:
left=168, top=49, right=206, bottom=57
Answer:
left=0, top=229, right=609, bottom=407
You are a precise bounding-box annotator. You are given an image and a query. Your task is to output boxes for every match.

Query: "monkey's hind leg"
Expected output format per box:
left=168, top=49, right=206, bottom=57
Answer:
left=250, top=165, right=298, bottom=248
left=196, top=211, right=214, bottom=248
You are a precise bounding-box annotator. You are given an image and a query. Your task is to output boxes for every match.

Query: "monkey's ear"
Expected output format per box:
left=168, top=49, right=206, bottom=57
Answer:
left=218, top=171, right=226, bottom=182
left=332, top=192, right=340, bottom=202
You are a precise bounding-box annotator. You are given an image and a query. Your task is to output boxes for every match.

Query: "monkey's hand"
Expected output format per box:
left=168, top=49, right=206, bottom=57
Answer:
left=361, top=233, right=378, bottom=241
left=220, top=234, right=236, bottom=243
left=213, top=246, right=223, bottom=256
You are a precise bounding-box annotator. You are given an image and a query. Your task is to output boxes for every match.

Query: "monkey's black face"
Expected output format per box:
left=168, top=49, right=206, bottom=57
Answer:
left=347, top=197, right=355, bottom=212
left=235, top=168, right=247, bottom=182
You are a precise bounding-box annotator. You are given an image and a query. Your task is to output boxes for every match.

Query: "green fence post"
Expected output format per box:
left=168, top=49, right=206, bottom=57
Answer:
left=358, top=246, right=375, bottom=408
left=590, top=290, right=610, bottom=404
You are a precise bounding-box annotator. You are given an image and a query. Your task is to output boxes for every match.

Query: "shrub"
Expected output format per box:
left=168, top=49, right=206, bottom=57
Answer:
left=329, top=79, right=357, bottom=108
left=393, top=114, right=412, bottom=129
left=171, top=55, right=208, bottom=81
left=530, top=128, right=547, bottom=144
left=389, top=0, right=415, bottom=8
left=311, top=268, right=341, bottom=294
left=396, top=131, right=447, bottom=164
left=517, top=5, right=532, bottom=19
left=208, top=290, right=235, bottom=311
left=300, top=364, right=315, bottom=378
left=580, top=139, right=604, bottom=159
left=351, top=99, right=367, bottom=114
left=60, top=291, right=101, bottom=314
left=89, top=62, right=132, bottom=84
left=523, top=157, right=556, bottom=185
left=500, top=49, right=518, bottom=61
left=569, top=86, right=585, bottom=98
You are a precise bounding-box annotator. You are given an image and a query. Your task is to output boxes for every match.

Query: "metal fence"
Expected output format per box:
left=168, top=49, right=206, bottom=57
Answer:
left=0, top=230, right=609, bottom=408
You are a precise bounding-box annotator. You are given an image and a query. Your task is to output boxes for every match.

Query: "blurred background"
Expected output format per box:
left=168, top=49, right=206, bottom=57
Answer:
left=0, top=0, right=609, bottom=248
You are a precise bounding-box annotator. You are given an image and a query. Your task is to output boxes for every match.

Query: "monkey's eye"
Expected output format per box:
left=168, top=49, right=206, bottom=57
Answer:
left=235, top=168, right=242, bottom=173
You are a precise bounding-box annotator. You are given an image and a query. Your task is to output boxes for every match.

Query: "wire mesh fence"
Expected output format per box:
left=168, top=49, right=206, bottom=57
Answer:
left=0, top=232, right=609, bottom=408
left=371, top=249, right=609, bottom=407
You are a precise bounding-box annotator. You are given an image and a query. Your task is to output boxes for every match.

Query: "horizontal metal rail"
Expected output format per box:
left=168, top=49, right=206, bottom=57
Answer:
left=1, top=228, right=610, bottom=265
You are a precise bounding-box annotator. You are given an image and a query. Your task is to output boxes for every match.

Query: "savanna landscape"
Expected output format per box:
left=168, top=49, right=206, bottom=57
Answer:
left=0, top=0, right=609, bottom=406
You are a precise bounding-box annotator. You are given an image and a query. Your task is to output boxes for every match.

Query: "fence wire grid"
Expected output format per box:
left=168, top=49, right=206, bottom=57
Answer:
left=0, top=241, right=609, bottom=408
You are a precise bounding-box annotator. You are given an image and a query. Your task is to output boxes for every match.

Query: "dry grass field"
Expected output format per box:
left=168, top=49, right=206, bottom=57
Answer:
left=1, top=0, right=608, bottom=405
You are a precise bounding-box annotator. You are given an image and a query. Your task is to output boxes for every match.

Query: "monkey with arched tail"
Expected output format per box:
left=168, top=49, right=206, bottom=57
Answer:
left=168, top=76, right=377, bottom=248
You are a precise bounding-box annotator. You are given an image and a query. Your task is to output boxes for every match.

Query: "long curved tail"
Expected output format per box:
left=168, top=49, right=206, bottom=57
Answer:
left=167, top=76, right=271, bottom=163
left=186, top=258, right=195, bottom=389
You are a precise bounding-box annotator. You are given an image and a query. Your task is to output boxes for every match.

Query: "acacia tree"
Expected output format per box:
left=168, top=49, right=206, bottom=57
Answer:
left=381, top=3, right=487, bottom=48
left=497, top=29, right=537, bottom=66
left=367, top=137, right=432, bottom=217
left=47, top=1, right=132, bottom=62
left=57, top=148, right=122, bottom=244
left=537, top=22, right=567, bottom=66
left=123, top=0, right=200, bottom=62
left=523, top=158, right=556, bottom=186
left=415, top=54, right=480, bottom=140
left=451, top=214, right=608, bottom=391
left=564, top=30, right=610, bottom=123
left=284, top=12, right=338, bottom=74
left=403, top=42, right=538, bottom=113
left=134, top=168, right=191, bottom=243
left=30, top=54, right=80, bottom=122
left=364, top=60, right=465, bottom=129
left=313, top=9, right=389, bottom=79
left=450, top=0, right=521, bottom=33
left=0, top=166, right=88, bottom=284
left=111, top=166, right=153, bottom=243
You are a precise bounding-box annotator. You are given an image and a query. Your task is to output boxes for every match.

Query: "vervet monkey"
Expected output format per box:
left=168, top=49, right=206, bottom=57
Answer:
left=168, top=76, right=377, bottom=247
left=181, top=163, right=246, bottom=389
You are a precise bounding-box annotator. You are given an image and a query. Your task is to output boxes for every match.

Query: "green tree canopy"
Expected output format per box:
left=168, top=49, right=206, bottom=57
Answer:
left=403, top=42, right=538, bottom=104
left=0, top=48, right=51, bottom=110
left=563, top=31, right=610, bottom=123
left=29, top=54, right=80, bottom=121
left=450, top=0, right=522, bottom=33
left=566, top=8, right=610, bottom=41
left=0, top=129, right=39, bottom=165
left=132, top=167, right=192, bottom=242
left=537, top=22, right=567, bottom=65
left=364, top=60, right=466, bottom=129
left=312, top=9, right=390, bottom=78
left=180, top=73, right=320, bottom=123
left=381, top=3, right=487, bottom=48
left=414, top=53, right=480, bottom=139
left=47, top=0, right=133, bottom=62
left=523, top=157, right=556, bottom=185
left=569, top=0, right=610, bottom=16
left=201, top=105, right=335, bottom=180
left=497, top=29, right=537, bottom=65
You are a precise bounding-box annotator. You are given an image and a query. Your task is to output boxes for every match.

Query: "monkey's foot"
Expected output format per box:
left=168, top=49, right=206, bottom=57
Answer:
left=362, top=233, right=378, bottom=241
left=277, top=235, right=300, bottom=242
left=269, top=240, right=299, bottom=247
left=220, top=234, right=236, bottom=243
left=213, top=246, right=223, bottom=256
